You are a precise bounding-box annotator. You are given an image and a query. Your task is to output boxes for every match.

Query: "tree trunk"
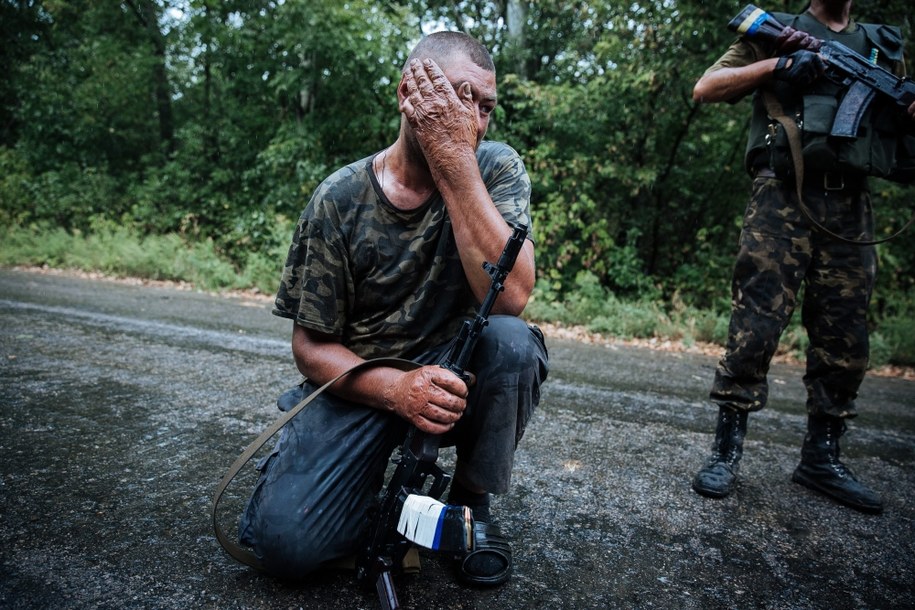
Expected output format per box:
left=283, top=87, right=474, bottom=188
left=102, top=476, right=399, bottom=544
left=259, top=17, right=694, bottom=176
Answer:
left=135, top=0, right=175, bottom=155
left=506, top=0, right=528, bottom=77
left=126, top=0, right=175, bottom=154
left=200, top=1, right=221, bottom=163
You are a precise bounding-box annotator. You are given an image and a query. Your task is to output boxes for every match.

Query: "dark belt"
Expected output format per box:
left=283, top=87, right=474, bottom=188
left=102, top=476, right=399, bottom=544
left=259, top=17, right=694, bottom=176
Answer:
left=753, top=167, right=866, bottom=192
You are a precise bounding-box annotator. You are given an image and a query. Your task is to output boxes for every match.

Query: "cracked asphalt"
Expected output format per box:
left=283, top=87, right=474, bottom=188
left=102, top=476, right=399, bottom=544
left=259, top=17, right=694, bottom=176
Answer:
left=1, top=267, right=913, bottom=609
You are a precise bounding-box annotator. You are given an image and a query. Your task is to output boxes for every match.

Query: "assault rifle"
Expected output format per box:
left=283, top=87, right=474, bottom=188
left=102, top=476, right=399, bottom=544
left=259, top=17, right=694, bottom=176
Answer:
left=728, top=4, right=915, bottom=138
left=355, top=223, right=528, bottom=610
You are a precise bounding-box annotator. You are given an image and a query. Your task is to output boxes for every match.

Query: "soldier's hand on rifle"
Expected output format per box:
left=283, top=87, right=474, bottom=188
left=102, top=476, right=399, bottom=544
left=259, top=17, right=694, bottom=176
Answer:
left=774, top=26, right=820, bottom=54
left=382, top=366, right=468, bottom=434
left=774, top=50, right=825, bottom=87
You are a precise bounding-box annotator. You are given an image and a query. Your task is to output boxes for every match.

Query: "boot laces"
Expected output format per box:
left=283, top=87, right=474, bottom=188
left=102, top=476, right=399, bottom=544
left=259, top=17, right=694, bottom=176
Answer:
left=824, top=436, right=855, bottom=480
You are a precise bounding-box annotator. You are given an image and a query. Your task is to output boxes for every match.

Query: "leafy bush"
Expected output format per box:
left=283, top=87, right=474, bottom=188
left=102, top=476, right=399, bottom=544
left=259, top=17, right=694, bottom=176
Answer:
left=0, top=148, right=34, bottom=225
left=872, top=309, right=915, bottom=366
left=0, top=149, right=128, bottom=233
left=0, top=223, right=234, bottom=291
left=528, top=271, right=666, bottom=339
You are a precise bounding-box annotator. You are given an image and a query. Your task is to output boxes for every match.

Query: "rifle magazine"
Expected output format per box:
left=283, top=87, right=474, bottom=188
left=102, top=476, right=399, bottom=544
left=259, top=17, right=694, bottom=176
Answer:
left=396, top=494, right=473, bottom=553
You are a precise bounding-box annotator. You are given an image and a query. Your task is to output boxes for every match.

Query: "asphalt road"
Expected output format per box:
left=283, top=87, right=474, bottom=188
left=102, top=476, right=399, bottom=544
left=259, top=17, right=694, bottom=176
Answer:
left=1, top=267, right=913, bottom=609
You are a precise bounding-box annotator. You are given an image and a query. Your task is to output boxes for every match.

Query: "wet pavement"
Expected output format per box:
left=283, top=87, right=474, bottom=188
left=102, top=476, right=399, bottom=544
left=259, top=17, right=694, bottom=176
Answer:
left=1, top=267, right=913, bottom=609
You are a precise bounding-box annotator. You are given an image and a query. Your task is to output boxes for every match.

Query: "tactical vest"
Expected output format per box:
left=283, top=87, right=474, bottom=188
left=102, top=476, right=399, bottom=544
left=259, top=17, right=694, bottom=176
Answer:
left=745, top=11, right=906, bottom=178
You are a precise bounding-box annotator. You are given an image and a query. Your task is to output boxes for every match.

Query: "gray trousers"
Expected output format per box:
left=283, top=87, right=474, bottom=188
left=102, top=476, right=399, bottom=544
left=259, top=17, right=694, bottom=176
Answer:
left=238, top=316, right=549, bottom=579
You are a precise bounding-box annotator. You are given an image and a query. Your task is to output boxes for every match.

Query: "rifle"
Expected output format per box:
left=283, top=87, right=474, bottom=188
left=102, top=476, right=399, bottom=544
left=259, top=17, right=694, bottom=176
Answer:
left=728, top=4, right=915, bottom=138
left=355, top=223, right=529, bottom=610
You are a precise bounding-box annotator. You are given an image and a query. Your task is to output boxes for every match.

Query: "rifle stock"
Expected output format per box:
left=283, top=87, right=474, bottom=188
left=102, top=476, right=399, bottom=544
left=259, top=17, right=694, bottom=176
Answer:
left=355, top=223, right=529, bottom=609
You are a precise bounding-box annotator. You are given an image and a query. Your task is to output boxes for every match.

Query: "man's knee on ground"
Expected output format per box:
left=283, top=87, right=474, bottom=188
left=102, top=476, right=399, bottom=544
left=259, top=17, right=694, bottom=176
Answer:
left=475, top=315, right=544, bottom=374
left=253, top=519, right=348, bottom=580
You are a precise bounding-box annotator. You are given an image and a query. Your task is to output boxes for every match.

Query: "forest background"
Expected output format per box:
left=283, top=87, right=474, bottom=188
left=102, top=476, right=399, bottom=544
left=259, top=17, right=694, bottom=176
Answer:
left=1, top=0, right=913, bottom=367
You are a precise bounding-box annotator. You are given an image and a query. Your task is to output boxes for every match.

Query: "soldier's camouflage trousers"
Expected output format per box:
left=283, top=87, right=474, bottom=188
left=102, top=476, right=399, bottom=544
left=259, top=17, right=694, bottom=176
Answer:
left=711, top=173, right=876, bottom=419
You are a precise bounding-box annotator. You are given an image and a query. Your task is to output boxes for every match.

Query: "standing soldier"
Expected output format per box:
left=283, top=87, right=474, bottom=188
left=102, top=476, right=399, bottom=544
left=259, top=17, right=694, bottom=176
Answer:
left=690, top=0, right=915, bottom=513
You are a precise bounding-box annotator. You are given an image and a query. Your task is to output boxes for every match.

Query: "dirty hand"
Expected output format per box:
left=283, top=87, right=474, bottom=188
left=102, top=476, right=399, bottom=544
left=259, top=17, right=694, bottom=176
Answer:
left=399, top=58, right=477, bottom=175
left=773, top=50, right=825, bottom=87
left=383, top=365, right=468, bottom=434
left=775, top=26, right=820, bottom=54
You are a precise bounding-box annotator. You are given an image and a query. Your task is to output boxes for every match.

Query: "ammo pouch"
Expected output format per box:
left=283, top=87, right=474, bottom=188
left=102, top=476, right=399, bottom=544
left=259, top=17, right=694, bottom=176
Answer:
left=766, top=92, right=903, bottom=179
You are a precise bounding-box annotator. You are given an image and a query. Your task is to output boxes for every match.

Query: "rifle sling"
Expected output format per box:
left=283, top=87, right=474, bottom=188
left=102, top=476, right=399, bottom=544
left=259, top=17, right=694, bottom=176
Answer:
left=211, top=357, right=421, bottom=570
left=762, top=89, right=914, bottom=246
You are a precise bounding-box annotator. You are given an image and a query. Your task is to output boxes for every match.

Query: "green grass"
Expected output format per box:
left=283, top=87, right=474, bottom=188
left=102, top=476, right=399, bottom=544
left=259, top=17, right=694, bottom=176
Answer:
left=0, top=223, right=283, bottom=294
left=525, top=273, right=914, bottom=369
left=2, top=223, right=913, bottom=367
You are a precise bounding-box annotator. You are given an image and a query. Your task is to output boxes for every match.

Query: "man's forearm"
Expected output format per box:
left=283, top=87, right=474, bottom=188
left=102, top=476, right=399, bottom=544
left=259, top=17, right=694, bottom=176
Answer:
left=693, top=59, right=779, bottom=103
left=432, top=156, right=535, bottom=314
left=291, top=323, right=468, bottom=434
left=291, top=323, right=399, bottom=410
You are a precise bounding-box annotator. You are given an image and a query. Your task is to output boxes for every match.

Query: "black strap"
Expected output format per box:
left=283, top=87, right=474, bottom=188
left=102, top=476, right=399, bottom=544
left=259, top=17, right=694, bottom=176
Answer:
left=211, top=357, right=421, bottom=570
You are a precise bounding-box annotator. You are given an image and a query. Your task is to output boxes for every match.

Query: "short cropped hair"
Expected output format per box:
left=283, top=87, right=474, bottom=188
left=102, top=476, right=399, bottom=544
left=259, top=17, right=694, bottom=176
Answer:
left=404, top=31, right=495, bottom=73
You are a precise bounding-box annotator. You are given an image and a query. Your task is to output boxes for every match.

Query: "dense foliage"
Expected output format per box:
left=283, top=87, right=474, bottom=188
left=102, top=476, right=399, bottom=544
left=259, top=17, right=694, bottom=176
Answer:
left=2, top=0, right=914, bottom=361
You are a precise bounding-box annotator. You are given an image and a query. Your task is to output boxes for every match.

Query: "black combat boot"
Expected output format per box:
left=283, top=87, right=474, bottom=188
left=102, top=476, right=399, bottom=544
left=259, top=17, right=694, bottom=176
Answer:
left=692, top=406, right=748, bottom=498
left=792, top=414, right=883, bottom=514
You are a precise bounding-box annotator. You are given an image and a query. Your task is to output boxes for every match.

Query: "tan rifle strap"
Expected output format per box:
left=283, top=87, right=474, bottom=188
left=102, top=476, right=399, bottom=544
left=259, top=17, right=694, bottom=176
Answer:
left=211, top=357, right=421, bottom=570
left=762, top=89, right=913, bottom=245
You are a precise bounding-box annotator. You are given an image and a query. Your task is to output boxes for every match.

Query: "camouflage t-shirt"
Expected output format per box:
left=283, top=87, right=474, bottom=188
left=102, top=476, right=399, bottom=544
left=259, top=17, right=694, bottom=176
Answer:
left=273, top=140, right=532, bottom=360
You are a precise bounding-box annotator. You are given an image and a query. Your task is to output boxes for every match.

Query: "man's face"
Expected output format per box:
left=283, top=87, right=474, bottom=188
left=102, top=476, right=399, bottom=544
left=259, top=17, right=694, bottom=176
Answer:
left=439, top=55, right=498, bottom=146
